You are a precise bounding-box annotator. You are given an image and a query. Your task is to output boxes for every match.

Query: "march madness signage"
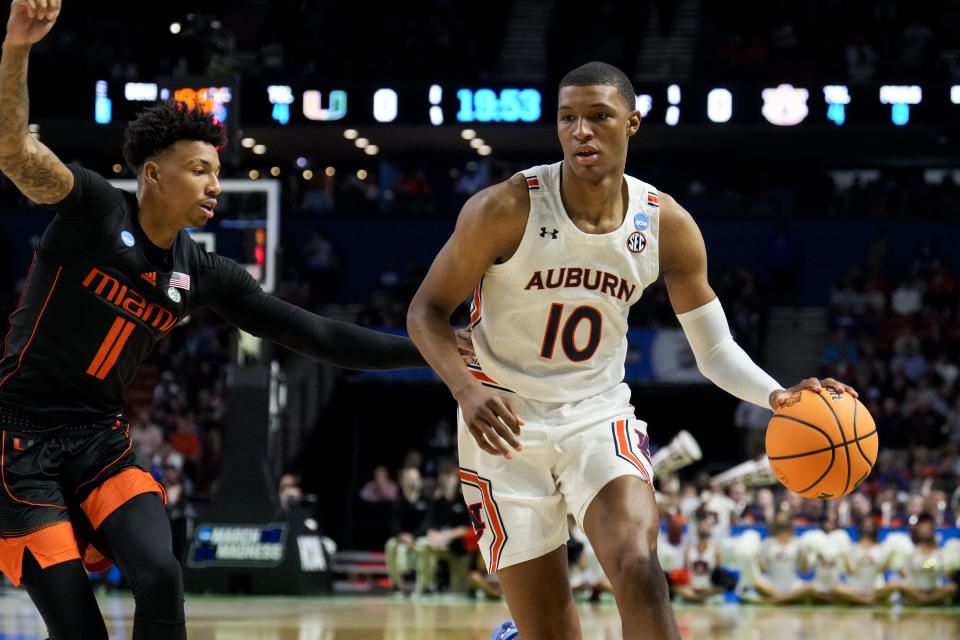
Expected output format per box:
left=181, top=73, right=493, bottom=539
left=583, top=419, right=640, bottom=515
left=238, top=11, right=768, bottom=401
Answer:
left=187, top=523, right=287, bottom=568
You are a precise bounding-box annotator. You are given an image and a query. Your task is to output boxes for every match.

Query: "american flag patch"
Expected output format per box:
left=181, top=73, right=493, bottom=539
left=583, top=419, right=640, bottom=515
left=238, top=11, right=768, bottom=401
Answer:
left=170, top=272, right=191, bottom=290
left=647, top=192, right=660, bottom=208
left=526, top=176, right=540, bottom=190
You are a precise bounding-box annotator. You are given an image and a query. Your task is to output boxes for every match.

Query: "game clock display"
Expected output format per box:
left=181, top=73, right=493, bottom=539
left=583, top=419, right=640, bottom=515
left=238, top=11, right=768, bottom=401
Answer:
left=454, top=88, right=542, bottom=123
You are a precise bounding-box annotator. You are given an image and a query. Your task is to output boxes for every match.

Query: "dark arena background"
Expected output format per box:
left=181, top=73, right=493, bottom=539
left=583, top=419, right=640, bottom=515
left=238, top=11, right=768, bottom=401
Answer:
left=0, top=0, right=959, bottom=637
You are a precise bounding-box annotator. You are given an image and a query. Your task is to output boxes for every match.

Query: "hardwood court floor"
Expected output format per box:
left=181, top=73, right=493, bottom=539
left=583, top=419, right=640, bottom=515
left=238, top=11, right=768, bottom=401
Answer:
left=0, top=591, right=957, bottom=639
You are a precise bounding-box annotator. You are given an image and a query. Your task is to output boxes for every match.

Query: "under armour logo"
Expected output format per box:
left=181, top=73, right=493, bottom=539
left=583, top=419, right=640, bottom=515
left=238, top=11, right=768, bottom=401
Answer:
left=540, top=227, right=558, bottom=239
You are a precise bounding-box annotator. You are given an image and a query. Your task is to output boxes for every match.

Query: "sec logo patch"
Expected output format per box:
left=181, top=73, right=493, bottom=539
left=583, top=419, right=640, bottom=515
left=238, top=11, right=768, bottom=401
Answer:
left=627, top=231, right=646, bottom=254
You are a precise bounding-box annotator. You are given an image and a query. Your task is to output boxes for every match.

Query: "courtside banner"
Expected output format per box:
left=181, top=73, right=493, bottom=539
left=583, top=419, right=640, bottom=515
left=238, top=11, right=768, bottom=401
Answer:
left=187, top=522, right=288, bottom=568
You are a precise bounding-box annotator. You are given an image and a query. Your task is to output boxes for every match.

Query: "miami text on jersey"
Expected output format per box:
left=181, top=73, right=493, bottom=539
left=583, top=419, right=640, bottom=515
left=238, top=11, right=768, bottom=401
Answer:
left=82, top=268, right=179, bottom=332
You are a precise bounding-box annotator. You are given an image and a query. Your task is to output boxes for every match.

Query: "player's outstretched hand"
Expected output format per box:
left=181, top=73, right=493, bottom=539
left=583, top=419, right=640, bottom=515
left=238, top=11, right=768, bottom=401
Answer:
left=6, top=0, right=60, bottom=46
left=457, top=387, right=524, bottom=458
left=454, top=327, right=475, bottom=365
left=769, top=377, right=858, bottom=409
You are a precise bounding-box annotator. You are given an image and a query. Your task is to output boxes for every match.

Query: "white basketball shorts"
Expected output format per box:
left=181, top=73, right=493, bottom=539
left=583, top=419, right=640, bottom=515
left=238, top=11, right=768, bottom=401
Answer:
left=458, top=383, right=654, bottom=573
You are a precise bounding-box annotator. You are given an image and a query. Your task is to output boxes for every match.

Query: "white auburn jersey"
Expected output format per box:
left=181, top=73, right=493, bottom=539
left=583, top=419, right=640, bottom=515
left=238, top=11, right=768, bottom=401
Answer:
left=469, top=162, right=661, bottom=402
left=846, top=543, right=887, bottom=593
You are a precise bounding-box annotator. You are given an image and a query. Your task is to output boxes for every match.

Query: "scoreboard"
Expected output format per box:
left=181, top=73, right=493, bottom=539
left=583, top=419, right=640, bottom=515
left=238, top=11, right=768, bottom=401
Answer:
left=92, top=79, right=960, bottom=129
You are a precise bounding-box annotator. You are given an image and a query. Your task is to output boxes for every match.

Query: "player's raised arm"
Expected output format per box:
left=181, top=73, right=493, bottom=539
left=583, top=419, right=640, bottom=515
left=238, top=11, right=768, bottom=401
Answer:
left=0, top=0, right=73, bottom=204
left=407, top=176, right=528, bottom=458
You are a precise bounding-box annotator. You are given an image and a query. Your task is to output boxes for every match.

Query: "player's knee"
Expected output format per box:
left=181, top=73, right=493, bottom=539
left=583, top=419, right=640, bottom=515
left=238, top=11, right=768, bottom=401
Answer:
left=135, top=552, right=183, bottom=602
left=608, top=540, right=662, bottom=584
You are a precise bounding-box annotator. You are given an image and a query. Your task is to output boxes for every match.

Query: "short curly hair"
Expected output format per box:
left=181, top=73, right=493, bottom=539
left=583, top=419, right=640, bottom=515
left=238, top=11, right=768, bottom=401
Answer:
left=122, top=100, right=227, bottom=172
left=559, top=61, right=636, bottom=112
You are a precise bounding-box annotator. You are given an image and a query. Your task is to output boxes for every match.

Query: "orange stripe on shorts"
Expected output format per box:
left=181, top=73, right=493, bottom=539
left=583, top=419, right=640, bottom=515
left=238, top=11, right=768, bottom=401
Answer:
left=0, top=521, right=79, bottom=587
left=459, top=469, right=506, bottom=571
left=80, top=467, right=166, bottom=529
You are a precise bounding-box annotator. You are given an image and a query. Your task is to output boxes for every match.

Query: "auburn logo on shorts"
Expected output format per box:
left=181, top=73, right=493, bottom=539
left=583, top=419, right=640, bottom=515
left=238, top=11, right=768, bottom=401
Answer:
left=468, top=502, right=486, bottom=539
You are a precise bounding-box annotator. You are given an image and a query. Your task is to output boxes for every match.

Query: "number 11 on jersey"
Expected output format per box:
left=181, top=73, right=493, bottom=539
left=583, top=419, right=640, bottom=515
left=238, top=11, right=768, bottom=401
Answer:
left=86, top=315, right=136, bottom=380
left=539, top=303, right=602, bottom=362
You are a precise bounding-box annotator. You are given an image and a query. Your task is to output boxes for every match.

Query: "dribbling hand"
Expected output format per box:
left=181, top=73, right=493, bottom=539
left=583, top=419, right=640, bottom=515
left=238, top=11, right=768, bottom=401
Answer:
left=457, top=386, right=524, bottom=459
left=6, top=0, right=60, bottom=46
left=769, top=376, right=858, bottom=410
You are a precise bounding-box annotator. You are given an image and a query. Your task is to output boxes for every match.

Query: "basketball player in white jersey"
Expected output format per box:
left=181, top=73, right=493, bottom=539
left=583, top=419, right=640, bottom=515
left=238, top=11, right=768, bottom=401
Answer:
left=674, top=517, right=722, bottom=603
left=407, top=61, right=854, bottom=639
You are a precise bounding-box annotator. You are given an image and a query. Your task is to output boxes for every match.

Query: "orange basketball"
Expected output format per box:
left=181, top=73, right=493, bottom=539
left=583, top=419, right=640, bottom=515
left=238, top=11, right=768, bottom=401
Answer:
left=766, top=389, right=878, bottom=499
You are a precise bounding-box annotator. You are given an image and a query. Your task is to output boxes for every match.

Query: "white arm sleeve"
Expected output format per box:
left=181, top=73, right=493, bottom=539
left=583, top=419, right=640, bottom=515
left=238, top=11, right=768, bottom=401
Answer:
left=676, top=297, right=782, bottom=409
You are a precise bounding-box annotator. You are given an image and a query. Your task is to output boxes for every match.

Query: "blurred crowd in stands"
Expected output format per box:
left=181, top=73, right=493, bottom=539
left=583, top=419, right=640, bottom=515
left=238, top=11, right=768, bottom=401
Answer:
left=822, top=234, right=960, bottom=497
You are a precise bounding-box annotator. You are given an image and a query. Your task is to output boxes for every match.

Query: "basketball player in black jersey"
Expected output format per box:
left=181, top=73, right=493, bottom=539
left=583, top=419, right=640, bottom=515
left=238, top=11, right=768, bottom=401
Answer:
left=0, top=2, right=432, bottom=638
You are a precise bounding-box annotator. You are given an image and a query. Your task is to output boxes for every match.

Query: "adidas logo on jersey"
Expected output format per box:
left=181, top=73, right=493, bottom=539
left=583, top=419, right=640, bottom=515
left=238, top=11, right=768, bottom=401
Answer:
left=141, top=272, right=157, bottom=286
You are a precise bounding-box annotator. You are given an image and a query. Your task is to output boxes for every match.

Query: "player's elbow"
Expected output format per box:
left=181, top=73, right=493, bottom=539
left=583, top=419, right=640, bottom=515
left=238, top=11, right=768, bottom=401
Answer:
left=406, top=294, right=445, bottom=335
left=405, top=297, right=430, bottom=341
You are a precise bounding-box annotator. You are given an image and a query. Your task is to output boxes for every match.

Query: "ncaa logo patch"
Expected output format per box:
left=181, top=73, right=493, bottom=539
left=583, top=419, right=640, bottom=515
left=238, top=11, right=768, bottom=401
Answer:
left=633, top=212, right=649, bottom=230
left=121, top=230, right=135, bottom=247
left=167, top=286, right=181, bottom=303
left=627, top=231, right=646, bottom=254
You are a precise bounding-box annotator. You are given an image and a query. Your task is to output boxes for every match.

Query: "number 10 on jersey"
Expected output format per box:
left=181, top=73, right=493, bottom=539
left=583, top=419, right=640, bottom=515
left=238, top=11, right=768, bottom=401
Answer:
left=540, top=304, right=602, bottom=362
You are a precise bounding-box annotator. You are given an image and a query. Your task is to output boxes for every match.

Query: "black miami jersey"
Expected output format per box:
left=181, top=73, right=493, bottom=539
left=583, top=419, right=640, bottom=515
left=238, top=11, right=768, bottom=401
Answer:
left=0, top=165, right=260, bottom=421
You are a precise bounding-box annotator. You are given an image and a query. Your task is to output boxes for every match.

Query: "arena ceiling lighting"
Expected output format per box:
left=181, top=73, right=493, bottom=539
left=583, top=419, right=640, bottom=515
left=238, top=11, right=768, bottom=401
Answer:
left=241, top=137, right=255, bottom=148
left=343, top=129, right=359, bottom=140
left=252, top=144, right=267, bottom=155
left=169, top=22, right=181, bottom=35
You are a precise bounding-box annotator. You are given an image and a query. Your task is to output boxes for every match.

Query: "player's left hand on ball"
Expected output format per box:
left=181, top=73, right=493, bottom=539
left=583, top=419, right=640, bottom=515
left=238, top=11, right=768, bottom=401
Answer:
left=454, top=327, right=475, bottom=365
left=769, top=377, right=858, bottom=409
